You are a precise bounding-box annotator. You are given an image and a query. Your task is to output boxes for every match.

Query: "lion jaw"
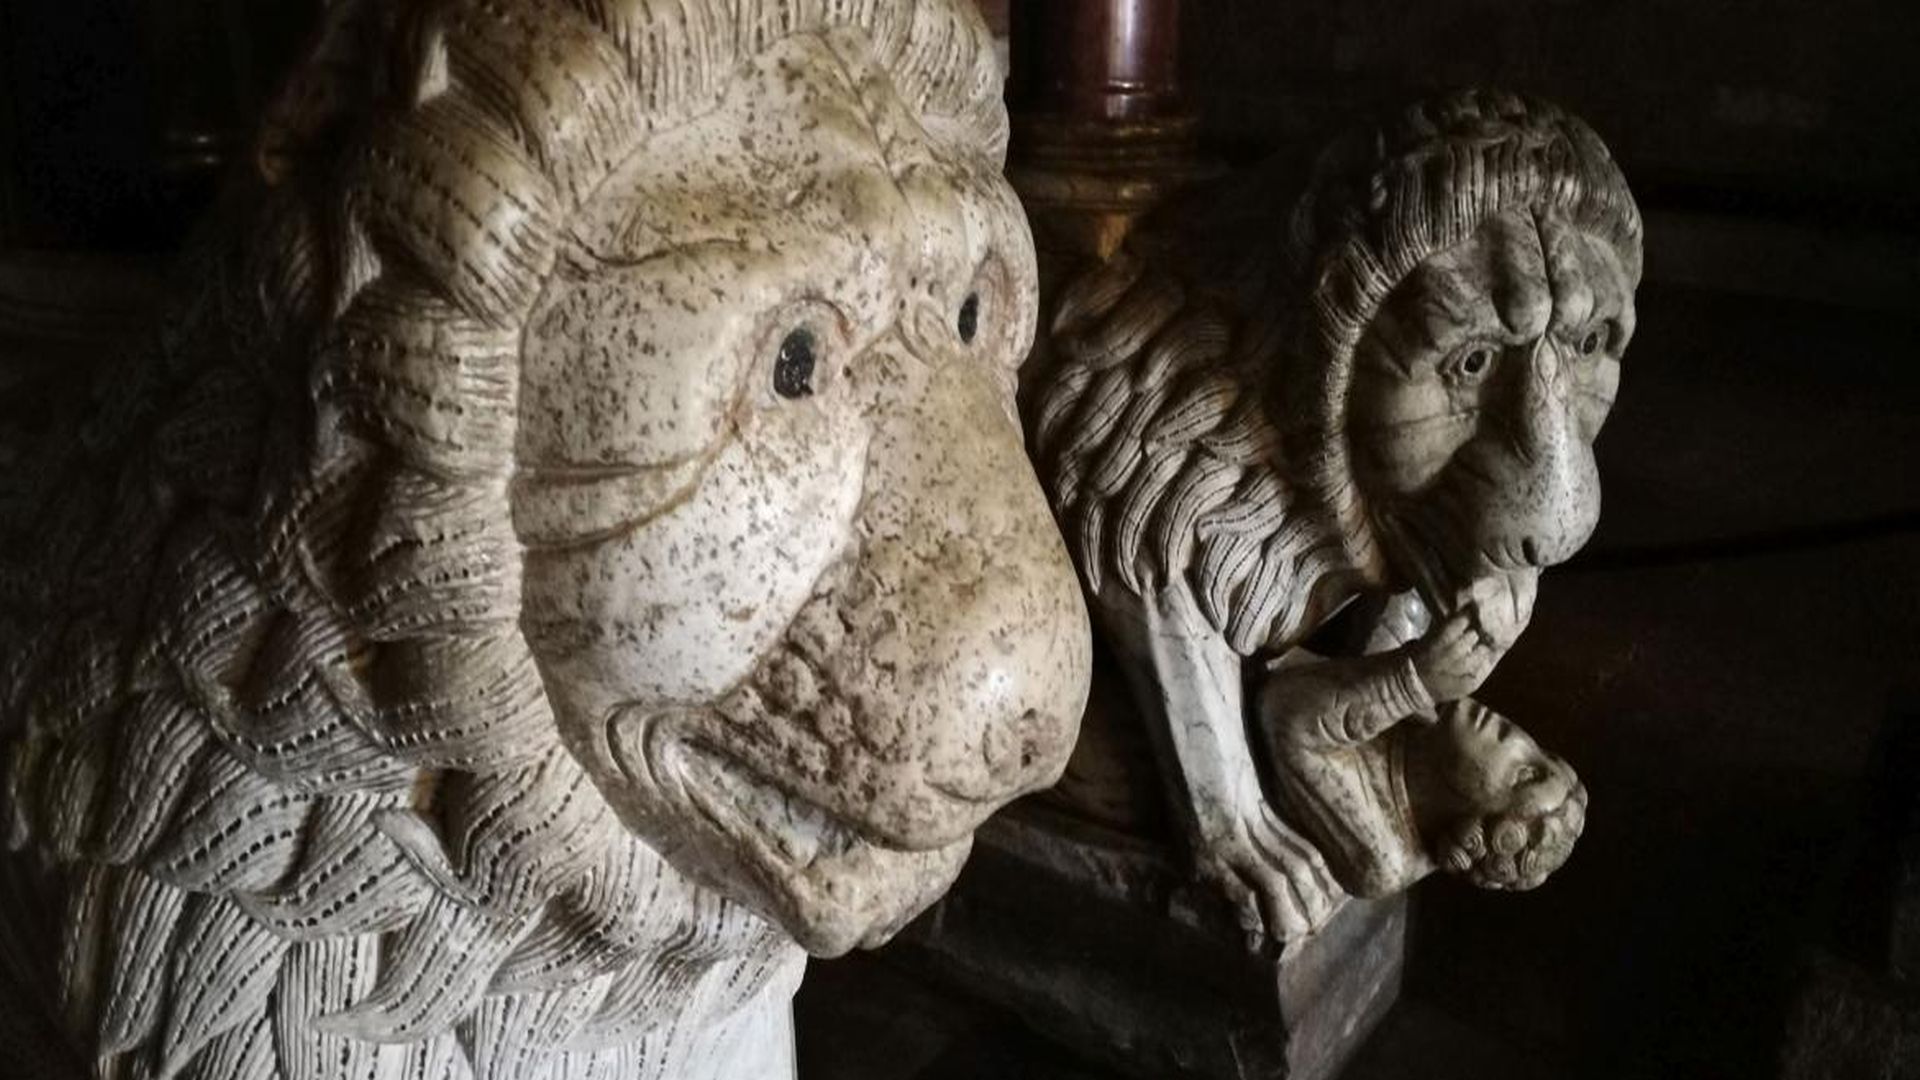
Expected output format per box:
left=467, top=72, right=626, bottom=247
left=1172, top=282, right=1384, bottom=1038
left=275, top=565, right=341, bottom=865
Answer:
left=599, top=522, right=1082, bottom=957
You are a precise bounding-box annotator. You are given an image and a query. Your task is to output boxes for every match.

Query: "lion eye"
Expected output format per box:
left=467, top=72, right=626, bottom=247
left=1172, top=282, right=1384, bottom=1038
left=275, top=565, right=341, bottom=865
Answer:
left=773, top=327, right=817, bottom=399
left=1513, top=765, right=1543, bottom=787
left=1578, top=328, right=1605, bottom=356
left=1446, top=344, right=1496, bottom=383
left=957, top=291, right=981, bottom=345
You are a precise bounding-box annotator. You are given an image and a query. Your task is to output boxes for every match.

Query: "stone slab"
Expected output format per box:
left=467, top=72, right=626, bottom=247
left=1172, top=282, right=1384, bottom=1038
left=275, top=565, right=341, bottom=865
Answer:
left=890, top=803, right=1405, bottom=1080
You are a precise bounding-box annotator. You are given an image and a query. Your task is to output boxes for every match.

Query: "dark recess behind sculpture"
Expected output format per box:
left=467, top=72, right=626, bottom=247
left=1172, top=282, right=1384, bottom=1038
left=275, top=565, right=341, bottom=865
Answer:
left=7, top=1, right=1919, bottom=245
left=0, top=0, right=321, bottom=250
left=1181, top=0, right=1920, bottom=225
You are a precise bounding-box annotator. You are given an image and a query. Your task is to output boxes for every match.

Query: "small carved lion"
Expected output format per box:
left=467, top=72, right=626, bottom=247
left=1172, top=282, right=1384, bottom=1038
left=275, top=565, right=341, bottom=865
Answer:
left=0, top=2, right=1091, bottom=1078
left=1029, top=90, right=1639, bottom=941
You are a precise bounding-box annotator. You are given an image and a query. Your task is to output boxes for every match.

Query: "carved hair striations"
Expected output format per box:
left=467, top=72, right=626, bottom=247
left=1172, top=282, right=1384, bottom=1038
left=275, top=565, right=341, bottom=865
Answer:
left=0, top=2, right=1003, bottom=1078
left=1280, top=88, right=1643, bottom=572
left=1030, top=91, right=1641, bottom=657
left=1033, top=250, right=1348, bottom=656
left=1438, top=775, right=1589, bottom=891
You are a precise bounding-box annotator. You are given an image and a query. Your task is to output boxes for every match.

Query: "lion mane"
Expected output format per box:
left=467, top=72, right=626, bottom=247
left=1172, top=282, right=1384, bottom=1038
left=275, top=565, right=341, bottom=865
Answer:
left=1029, top=90, right=1640, bottom=658
left=0, top=2, right=1002, bottom=1078
left=1032, top=249, right=1343, bottom=657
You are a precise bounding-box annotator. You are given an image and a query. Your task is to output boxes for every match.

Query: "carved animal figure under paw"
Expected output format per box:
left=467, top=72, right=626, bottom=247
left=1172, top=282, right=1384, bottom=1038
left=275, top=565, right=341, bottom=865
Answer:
left=0, top=2, right=1092, bottom=1078
left=1027, top=90, right=1640, bottom=943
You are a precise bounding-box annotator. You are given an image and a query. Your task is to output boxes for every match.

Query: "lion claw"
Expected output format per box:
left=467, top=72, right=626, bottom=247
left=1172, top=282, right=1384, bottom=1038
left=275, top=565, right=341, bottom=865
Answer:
left=1194, top=804, right=1342, bottom=947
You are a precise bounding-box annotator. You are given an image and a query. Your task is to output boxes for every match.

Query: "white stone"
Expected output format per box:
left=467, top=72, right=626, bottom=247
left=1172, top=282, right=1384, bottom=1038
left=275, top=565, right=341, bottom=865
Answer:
left=0, top=2, right=1090, bottom=1077
left=1026, top=90, right=1642, bottom=942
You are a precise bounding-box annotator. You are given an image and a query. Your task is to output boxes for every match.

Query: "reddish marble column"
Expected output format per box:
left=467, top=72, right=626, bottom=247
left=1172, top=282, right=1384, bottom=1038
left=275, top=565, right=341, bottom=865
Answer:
left=1004, top=0, right=1207, bottom=261
left=1011, top=0, right=1183, bottom=121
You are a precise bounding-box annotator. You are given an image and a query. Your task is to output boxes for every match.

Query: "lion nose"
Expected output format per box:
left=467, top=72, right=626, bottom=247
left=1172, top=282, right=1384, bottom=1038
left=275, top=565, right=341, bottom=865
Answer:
left=1484, top=338, right=1600, bottom=570
left=845, top=356, right=1092, bottom=847
left=1516, top=337, right=1570, bottom=462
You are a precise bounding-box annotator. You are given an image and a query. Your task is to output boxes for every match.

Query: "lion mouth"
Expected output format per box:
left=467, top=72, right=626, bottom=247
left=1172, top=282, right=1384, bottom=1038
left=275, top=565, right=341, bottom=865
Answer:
left=1380, top=498, right=1534, bottom=614
left=599, top=539, right=998, bottom=855
left=587, top=453, right=1082, bottom=952
left=605, top=709, right=972, bottom=954
left=594, top=533, right=1045, bottom=951
left=670, top=736, right=874, bottom=867
left=605, top=694, right=981, bottom=869
left=602, top=704, right=866, bottom=864
left=681, top=546, right=1060, bottom=847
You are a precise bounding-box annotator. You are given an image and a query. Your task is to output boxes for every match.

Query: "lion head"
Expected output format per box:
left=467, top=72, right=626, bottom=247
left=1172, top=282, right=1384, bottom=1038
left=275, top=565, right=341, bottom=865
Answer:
left=0, top=1, right=1090, bottom=1076
left=1026, top=92, right=1635, bottom=942
left=1280, top=89, right=1644, bottom=608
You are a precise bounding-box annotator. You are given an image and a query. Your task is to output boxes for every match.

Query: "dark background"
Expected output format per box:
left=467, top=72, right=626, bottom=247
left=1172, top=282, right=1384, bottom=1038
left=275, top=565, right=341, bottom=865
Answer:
left=0, top=0, right=319, bottom=251
left=3, top=2, right=1917, bottom=1078
left=8, top=1, right=1916, bottom=245
left=1182, top=0, right=1920, bottom=219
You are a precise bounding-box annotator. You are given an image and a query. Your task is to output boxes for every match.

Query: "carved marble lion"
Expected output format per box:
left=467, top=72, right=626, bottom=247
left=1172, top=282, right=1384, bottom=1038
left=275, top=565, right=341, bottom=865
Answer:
left=1029, top=90, right=1639, bottom=940
left=0, top=2, right=1090, bottom=1078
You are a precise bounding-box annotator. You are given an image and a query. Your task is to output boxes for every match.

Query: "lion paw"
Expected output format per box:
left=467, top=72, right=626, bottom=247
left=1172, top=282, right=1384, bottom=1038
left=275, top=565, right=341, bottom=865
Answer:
left=1194, top=803, right=1342, bottom=947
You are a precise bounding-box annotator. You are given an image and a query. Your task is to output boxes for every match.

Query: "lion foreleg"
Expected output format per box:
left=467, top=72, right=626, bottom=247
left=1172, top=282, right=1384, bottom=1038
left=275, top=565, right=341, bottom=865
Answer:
left=1103, top=584, right=1341, bottom=944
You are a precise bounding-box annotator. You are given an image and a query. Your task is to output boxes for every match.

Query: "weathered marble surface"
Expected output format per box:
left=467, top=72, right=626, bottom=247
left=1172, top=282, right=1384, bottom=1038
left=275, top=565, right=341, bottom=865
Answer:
left=1026, top=90, right=1638, bottom=941
left=891, top=90, right=1638, bottom=1080
left=0, top=2, right=1091, bottom=1078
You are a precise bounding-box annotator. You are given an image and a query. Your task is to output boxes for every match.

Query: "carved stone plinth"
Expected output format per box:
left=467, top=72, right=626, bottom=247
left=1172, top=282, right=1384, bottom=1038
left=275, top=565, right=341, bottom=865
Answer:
left=896, top=804, right=1405, bottom=1080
